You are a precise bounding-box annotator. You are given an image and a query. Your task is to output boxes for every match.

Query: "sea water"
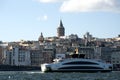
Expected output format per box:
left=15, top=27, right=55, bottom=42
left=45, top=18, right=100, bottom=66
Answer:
left=0, top=71, right=119, bottom=80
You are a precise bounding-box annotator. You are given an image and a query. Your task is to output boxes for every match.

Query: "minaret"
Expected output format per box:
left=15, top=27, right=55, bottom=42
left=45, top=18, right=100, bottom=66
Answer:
left=57, top=20, right=65, bottom=37
left=38, top=32, right=44, bottom=43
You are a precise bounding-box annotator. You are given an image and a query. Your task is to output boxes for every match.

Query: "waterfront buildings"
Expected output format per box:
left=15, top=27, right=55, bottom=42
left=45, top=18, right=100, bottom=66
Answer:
left=0, top=20, right=120, bottom=70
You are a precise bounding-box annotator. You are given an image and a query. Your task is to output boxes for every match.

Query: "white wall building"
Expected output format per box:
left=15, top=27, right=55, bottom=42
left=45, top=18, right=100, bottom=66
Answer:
left=111, top=51, right=120, bottom=70
left=6, top=46, right=31, bottom=66
left=111, top=51, right=120, bottom=64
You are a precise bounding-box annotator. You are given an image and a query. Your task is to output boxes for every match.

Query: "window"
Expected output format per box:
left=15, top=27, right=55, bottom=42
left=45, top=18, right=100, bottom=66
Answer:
left=13, top=48, right=15, bottom=56
left=59, top=66, right=103, bottom=69
left=112, top=61, right=115, bottom=63
left=18, top=51, right=25, bottom=62
left=13, top=59, right=15, bottom=65
left=117, top=61, right=119, bottom=63
left=63, top=61, right=98, bottom=65
left=112, top=58, right=115, bottom=60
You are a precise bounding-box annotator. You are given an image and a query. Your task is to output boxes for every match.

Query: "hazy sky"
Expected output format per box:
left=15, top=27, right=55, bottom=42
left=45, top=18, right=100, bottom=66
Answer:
left=0, top=0, right=120, bottom=42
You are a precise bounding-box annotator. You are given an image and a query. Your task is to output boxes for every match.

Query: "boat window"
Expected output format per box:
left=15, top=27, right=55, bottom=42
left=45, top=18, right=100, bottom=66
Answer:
left=63, top=61, right=98, bottom=65
left=59, top=66, right=103, bottom=69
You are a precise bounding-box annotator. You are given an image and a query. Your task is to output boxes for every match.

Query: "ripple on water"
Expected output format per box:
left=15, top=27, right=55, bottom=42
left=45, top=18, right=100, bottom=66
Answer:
left=0, top=71, right=119, bottom=80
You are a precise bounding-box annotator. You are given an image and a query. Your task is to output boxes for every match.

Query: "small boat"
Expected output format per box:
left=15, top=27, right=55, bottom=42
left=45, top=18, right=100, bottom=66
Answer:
left=41, top=58, right=112, bottom=72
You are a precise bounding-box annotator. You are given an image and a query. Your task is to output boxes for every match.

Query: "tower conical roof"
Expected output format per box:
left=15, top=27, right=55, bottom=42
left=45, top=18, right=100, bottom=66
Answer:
left=60, top=20, right=64, bottom=28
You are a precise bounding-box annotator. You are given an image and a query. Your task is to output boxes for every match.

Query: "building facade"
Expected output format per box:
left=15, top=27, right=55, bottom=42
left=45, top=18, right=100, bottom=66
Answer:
left=0, top=46, right=5, bottom=64
left=111, top=50, right=120, bottom=70
left=6, top=46, right=31, bottom=66
left=30, top=50, right=43, bottom=66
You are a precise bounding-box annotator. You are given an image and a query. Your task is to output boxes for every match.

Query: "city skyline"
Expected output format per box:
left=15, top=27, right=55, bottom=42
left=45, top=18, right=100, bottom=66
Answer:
left=0, top=0, right=120, bottom=42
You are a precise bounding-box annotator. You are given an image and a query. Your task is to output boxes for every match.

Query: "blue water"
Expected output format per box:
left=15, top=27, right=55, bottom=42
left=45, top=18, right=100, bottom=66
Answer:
left=0, top=71, right=119, bottom=80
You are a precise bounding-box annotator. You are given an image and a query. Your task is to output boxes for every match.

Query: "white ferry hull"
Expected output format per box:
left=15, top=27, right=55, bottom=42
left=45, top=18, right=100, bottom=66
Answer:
left=41, top=59, right=112, bottom=72
left=41, top=66, right=112, bottom=72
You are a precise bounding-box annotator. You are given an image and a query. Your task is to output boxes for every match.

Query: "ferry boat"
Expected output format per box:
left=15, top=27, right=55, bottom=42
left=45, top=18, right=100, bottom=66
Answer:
left=41, top=58, right=112, bottom=72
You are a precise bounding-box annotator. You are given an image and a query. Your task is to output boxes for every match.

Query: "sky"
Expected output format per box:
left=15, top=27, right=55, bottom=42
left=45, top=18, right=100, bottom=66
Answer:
left=0, top=0, right=120, bottom=42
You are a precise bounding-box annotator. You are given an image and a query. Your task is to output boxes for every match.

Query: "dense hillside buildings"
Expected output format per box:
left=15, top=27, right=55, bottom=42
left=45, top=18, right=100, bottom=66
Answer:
left=0, top=20, right=120, bottom=70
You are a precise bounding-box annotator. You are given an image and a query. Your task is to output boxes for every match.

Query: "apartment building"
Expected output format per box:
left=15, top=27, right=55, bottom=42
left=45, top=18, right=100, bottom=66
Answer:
left=6, top=46, right=31, bottom=66
left=30, top=50, right=43, bottom=66
left=111, top=50, right=120, bottom=70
